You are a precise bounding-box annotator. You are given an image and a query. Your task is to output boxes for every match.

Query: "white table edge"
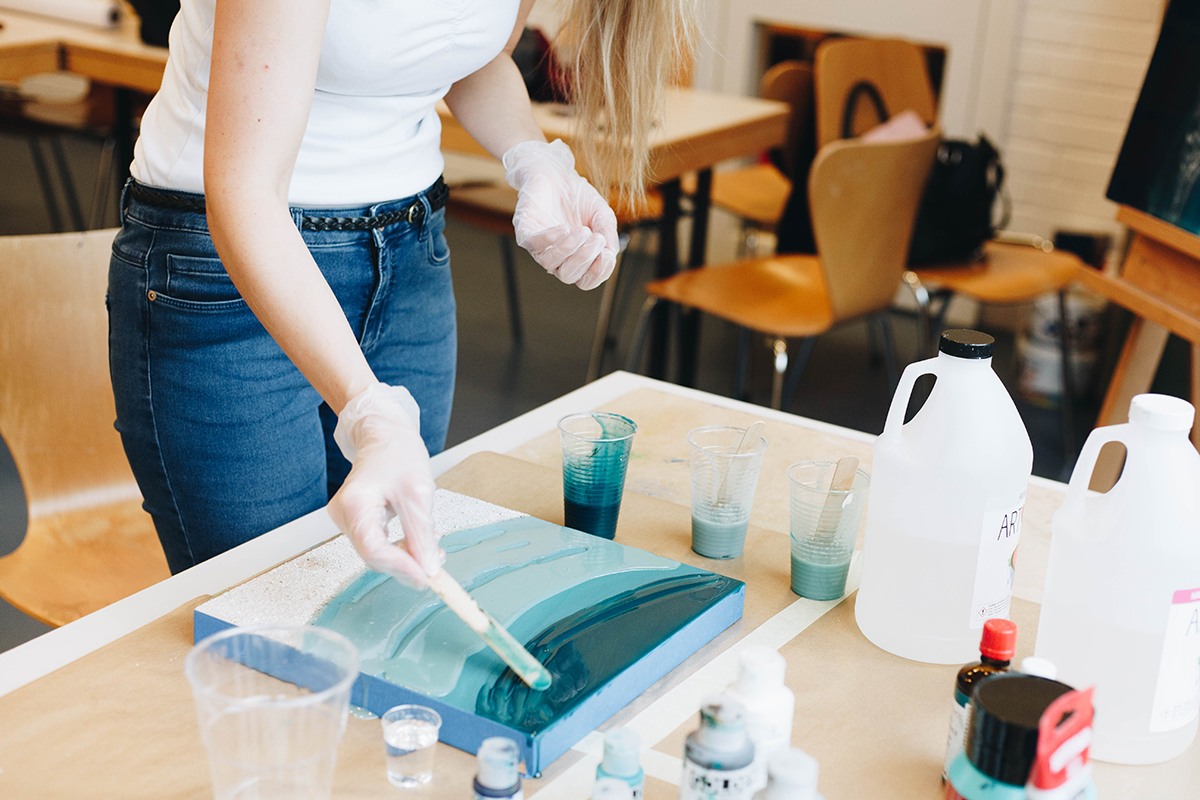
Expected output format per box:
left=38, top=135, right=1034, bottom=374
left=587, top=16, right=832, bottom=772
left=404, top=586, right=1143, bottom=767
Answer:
left=0, top=371, right=1065, bottom=697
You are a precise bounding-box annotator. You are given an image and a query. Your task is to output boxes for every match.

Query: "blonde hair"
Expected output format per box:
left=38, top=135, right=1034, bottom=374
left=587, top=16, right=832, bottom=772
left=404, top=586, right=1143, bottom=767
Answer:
left=556, top=0, right=697, bottom=202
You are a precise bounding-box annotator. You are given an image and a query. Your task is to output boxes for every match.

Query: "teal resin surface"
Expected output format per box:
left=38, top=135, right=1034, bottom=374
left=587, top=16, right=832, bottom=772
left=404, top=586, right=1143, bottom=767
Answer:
left=315, top=516, right=743, bottom=735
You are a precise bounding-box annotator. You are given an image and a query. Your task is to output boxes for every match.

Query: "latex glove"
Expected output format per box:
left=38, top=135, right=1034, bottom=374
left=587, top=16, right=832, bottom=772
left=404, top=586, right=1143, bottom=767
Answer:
left=328, top=383, right=440, bottom=587
left=503, top=139, right=619, bottom=291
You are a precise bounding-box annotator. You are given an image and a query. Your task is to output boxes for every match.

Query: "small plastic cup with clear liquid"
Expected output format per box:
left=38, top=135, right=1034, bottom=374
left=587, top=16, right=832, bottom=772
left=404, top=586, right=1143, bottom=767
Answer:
left=381, top=705, right=442, bottom=788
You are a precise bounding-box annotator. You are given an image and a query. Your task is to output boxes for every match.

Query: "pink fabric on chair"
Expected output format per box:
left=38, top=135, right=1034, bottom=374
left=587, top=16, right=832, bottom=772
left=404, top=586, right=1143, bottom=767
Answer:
left=860, top=109, right=929, bottom=143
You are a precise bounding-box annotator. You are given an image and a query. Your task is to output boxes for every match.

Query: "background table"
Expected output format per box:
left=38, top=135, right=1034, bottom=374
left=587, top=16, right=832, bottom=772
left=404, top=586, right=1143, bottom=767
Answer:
left=2, top=372, right=1192, bottom=798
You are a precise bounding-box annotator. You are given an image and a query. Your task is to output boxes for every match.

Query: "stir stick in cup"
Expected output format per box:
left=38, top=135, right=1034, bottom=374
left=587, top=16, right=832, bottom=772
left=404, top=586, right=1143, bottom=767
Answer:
left=815, top=456, right=860, bottom=541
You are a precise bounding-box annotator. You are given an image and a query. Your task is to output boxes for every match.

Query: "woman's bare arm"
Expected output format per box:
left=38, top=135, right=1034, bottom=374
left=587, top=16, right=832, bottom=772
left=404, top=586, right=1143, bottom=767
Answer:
left=443, top=0, right=545, bottom=159
left=204, top=0, right=375, bottom=414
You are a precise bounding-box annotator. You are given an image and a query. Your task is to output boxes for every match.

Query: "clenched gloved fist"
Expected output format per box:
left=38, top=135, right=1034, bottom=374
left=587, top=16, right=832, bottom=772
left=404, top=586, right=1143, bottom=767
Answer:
left=503, top=139, right=619, bottom=291
left=328, top=383, right=440, bottom=587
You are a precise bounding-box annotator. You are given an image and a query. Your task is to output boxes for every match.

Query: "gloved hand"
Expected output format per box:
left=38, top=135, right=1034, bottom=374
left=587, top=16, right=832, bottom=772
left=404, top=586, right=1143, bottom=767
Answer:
left=328, top=382, right=440, bottom=587
left=503, top=139, right=619, bottom=291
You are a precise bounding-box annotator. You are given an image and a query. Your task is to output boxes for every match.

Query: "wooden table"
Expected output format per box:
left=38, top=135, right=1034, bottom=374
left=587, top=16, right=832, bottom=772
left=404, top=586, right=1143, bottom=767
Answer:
left=1, top=371, right=1192, bottom=799
left=0, top=8, right=167, bottom=183
left=440, top=91, right=790, bottom=385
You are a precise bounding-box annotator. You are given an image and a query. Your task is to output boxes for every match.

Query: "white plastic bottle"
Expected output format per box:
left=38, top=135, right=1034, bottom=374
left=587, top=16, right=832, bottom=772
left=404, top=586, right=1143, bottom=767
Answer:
left=595, top=729, right=644, bottom=800
left=473, top=737, right=524, bottom=800
left=679, top=696, right=756, bottom=800
left=1035, top=393, right=1200, bottom=764
left=856, top=330, right=1033, bottom=664
left=722, top=647, right=795, bottom=792
left=751, top=749, right=824, bottom=800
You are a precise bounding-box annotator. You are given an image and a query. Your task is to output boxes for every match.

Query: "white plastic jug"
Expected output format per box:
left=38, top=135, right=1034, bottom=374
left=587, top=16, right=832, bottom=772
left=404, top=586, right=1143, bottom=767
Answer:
left=856, top=330, right=1033, bottom=664
left=1035, top=393, right=1200, bottom=765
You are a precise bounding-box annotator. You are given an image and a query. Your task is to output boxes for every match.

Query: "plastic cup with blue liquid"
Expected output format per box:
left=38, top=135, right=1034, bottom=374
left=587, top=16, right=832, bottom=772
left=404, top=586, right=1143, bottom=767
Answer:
left=559, top=411, right=637, bottom=540
left=687, top=425, right=768, bottom=559
left=788, top=460, right=870, bottom=601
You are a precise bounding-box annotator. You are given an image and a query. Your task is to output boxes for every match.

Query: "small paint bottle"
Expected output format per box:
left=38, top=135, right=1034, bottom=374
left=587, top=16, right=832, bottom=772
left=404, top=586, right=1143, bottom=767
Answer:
left=596, top=729, right=645, bottom=800
left=1018, top=656, right=1057, bottom=680
left=679, top=695, right=756, bottom=800
left=473, top=737, right=524, bottom=800
left=945, top=673, right=1073, bottom=800
left=941, top=619, right=1017, bottom=782
left=751, top=748, right=824, bottom=800
left=593, top=777, right=635, bottom=800
left=723, top=646, right=795, bottom=792
left=1025, top=687, right=1097, bottom=800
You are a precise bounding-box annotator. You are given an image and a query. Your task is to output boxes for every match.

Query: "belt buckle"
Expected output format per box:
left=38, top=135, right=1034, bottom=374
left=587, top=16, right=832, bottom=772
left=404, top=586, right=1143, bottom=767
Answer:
left=407, top=202, right=421, bottom=225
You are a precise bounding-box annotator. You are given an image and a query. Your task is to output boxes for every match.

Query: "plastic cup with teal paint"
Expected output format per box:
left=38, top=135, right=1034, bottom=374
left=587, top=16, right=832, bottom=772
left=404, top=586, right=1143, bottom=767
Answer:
left=687, top=425, right=768, bottom=558
left=559, top=412, right=637, bottom=540
left=788, top=461, right=870, bottom=600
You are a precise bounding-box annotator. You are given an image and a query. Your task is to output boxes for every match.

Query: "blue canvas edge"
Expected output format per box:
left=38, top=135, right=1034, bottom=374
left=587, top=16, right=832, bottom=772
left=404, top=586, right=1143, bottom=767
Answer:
left=194, top=580, right=745, bottom=776
left=529, top=580, right=746, bottom=771
left=194, top=611, right=538, bottom=770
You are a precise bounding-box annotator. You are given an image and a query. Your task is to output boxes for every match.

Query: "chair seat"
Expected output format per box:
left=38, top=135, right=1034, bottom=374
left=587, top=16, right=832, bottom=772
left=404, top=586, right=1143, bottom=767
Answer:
left=0, top=498, right=169, bottom=627
left=645, top=254, right=835, bottom=338
left=914, top=241, right=1082, bottom=304
left=711, top=163, right=793, bottom=227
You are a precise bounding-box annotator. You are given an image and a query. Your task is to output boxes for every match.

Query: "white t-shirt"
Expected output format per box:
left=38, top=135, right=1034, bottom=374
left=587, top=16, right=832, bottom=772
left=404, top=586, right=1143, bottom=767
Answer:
left=133, top=0, right=520, bottom=206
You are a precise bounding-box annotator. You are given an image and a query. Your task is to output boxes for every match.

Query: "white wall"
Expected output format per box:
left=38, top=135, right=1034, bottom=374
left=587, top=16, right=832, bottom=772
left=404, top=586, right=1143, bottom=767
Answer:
left=1002, top=0, right=1166, bottom=241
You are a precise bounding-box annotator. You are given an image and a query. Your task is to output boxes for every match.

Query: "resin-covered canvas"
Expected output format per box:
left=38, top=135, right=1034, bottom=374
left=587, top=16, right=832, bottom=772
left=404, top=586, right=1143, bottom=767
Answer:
left=194, top=492, right=744, bottom=774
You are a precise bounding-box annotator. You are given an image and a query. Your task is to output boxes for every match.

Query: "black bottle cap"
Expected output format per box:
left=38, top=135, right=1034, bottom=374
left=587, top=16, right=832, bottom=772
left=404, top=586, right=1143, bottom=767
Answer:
left=965, top=673, right=1073, bottom=786
left=939, top=329, right=995, bottom=359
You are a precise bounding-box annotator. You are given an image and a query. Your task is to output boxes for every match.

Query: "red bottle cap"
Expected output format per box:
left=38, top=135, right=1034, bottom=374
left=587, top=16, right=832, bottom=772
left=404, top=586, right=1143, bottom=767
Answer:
left=979, top=619, right=1017, bottom=661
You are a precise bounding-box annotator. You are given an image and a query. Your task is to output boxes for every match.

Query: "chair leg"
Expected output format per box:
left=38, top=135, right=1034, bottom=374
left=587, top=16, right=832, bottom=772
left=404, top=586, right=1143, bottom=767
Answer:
left=930, top=288, right=954, bottom=342
left=625, top=296, right=661, bottom=374
left=1057, top=290, right=1077, bottom=469
left=49, top=136, right=85, bottom=231
left=734, top=327, right=752, bottom=401
left=771, top=338, right=789, bottom=411
left=498, top=236, right=523, bottom=346
left=903, top=271, right=931, bottom=360
left=89, top=137, right=117, bottom=230
left=875, top=314, right=901, bottom=392
left=780, top=336, right=816, bottom=411
left=28, top=137, right=64, bottom=233
left=586, top=231, right=631, bottom=382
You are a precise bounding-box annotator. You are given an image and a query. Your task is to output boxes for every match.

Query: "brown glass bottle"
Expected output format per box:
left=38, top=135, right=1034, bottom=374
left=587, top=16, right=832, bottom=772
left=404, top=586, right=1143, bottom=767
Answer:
left=941, top=619, right=1018, bottom=782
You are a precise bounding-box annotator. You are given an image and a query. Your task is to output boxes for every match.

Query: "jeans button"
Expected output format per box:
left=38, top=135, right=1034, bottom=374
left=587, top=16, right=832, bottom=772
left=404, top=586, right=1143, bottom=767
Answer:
left=147, top=290, right=157, bottom=301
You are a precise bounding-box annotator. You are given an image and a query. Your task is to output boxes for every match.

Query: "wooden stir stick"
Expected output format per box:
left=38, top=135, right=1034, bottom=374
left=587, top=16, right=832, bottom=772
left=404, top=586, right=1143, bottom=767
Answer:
left=815, top=456, right=860, bottom=540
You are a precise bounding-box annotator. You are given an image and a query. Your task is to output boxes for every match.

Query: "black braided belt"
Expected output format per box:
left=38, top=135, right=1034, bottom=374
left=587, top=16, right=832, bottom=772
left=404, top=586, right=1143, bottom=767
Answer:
left=128, top=176, right=449, bottom=231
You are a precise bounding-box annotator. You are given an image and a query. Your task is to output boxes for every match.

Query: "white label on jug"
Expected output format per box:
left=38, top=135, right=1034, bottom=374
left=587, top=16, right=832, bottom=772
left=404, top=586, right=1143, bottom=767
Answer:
left=680, top=760, right=755, bottom=800
left=969, top=490, right=1024, bottom=629
left=1149, top=587, right=1200, bottom=733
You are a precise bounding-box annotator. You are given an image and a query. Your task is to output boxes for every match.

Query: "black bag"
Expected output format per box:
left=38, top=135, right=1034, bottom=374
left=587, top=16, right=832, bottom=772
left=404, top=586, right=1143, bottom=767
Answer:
left=838, top=80, right=1006, bottom=265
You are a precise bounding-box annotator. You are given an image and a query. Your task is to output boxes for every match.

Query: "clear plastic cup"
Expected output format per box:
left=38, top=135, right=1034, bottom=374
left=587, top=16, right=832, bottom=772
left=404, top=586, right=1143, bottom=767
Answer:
left=381, top=705, right=442, bottom=788
left=185, top=625, right=359, bottom=800
left=688, top=426, right=768, bottom=559
left=788, top=461, right=870, bottom=600
left=559, top=412, right=637, bottom=540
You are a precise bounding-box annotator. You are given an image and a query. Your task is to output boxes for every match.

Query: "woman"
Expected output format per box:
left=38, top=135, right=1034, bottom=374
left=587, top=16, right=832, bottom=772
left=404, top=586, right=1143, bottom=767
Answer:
left=109, top=0, right=693, bottom=585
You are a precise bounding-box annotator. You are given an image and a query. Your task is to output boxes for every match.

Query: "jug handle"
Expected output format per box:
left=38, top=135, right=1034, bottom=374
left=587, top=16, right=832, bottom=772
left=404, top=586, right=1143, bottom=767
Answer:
left=882, top=355, right=941, bottom=437
left=1062, top=424, right=1130, bottom=511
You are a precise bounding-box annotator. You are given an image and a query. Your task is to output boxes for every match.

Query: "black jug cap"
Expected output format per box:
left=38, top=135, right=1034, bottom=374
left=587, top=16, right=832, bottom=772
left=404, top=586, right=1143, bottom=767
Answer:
left=940, top=329, right=995, bottom=359
left=965, top=673, right=1073, bottom=786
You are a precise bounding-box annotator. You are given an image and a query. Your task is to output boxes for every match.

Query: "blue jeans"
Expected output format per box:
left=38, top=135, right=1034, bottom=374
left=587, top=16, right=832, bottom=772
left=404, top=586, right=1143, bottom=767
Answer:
left=108, top=180, right=456, bottom=573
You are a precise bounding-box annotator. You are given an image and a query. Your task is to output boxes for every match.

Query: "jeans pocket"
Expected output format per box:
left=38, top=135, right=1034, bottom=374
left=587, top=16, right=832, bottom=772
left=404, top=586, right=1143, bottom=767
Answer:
left=160, top=254, right=246, bottom=309
left=425, top=208, right=451, bottom=266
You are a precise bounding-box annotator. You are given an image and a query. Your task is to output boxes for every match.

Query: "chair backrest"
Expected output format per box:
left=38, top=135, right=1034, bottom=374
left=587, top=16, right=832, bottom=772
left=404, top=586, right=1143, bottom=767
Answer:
left=758, top=60, right=814, bottom=179
left=814, top=38, right=937, bottom=148
left=809, top=128, right=940, bottom=322
left=0, top=229, right=140, bottom=515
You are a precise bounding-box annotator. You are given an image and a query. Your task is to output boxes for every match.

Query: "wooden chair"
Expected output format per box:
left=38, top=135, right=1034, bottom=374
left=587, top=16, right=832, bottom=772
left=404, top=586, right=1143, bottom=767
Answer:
left=0, top=229, right=169, bottom=627
left=814, top=36, right=1084, bottom=458
left=696, top=61, right=814, bottom=250
left=627, top=129, right=940, bottom=409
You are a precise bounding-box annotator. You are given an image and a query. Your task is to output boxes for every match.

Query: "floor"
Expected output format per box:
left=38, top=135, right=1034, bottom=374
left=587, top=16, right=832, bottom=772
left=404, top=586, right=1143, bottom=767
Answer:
left=0, top=130, right=1105, bottom=655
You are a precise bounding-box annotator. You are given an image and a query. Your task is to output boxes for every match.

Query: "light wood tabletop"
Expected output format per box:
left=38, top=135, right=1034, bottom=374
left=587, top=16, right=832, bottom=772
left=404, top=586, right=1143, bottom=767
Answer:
left=0, top=8, right=166, bottom=93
